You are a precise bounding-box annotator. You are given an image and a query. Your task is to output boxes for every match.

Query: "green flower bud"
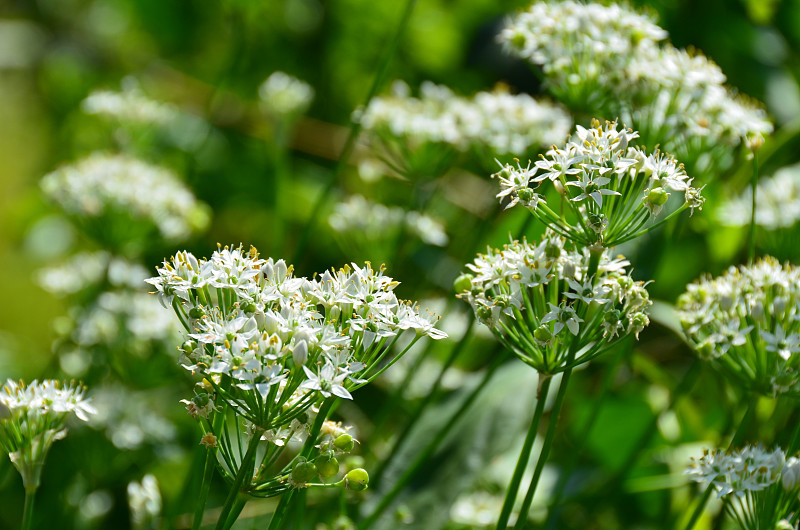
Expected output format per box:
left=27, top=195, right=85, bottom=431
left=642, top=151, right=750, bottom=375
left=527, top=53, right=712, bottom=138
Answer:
left=645, top=187, right=669, bottom=206
left=334, top=434, right=355, bottom=453
left=292, top=458, right=318, bottom=484
left=345, top=468, right=369, bottom=492
left=189, top=306, right=205, bottom=319
left=192, top=393, right=210, bottom=407
left=517, top=187, right=534, bottom=203
left=316, top=452, right=340, bottom=479
left=533, top=325, right=553, bottom=344
left=453, top=273, right=474, bottom=294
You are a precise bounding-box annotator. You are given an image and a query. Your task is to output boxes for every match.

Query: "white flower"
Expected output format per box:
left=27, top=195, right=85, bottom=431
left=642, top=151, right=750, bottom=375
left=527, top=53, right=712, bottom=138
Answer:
left=301, top=364, right=352, bottom=400
left=258, top=71, right=314, bottom=118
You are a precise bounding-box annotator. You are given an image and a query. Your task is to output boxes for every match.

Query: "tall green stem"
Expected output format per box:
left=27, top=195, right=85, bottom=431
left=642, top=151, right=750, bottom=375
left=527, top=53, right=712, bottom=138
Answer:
left=495, top=376, right=553, bottom=530
left=193, top=446, right=218, bottom=530
left=215, top=432, right=262, bottom=530
left=291, top=0, right=418, bottom=266
left=22, top=487, right=36, bottom=530
left=358, top=356, right=507, bottom=530
left=514, top=367, right=573, bottom=529
left=544, top=346, right=627, bottom=529
left=748, top=150, right=759, bottom=262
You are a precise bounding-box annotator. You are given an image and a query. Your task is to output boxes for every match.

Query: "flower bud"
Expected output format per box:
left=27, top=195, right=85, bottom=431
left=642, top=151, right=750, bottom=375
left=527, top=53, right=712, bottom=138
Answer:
left=292, top=458, right=318, bottom=484
left=453, top=274, right=474, bottom=294
left=533, top=325, right=553, bottom=345
left=517, top=187, right=534, bottom=203
left=334, top=434, right=355, bottom=453
left=316, top=452, right=340, bottom=479
left=292, top=340, right=309, bottom=366
left=344, top=468, right=369, bottom=492
left=782, top=458, right=800, bottom=490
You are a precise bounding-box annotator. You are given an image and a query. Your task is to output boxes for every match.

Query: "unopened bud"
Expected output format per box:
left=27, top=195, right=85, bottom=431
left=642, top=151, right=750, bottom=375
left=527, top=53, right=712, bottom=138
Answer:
left=292, top=340, right=309, bottom=366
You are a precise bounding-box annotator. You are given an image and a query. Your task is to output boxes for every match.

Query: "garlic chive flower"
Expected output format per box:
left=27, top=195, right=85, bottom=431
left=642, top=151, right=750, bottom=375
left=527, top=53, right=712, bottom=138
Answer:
left=678, top=257, right=800, bottom=397
left=83, top=86, right=179, bottom=126
left=354, top=81, right=570, bottom=179
left=0, top=380, right=96, bottom=491
left=494, top=120, right=704, bottom=248
left=41, top=153, right=210, bottom=244
left=501, top=1, right=772, bottom=176
left=147, top=245, right=445, bottom=497
left=328, top=195, right=448, bottom=262
left=686, top=446, right=800, bottom=530
left=718, top=162, right=800, bottom=231
left=455, top=231, right=651, bottom=374
left=258, top=71, right=315, bottom=120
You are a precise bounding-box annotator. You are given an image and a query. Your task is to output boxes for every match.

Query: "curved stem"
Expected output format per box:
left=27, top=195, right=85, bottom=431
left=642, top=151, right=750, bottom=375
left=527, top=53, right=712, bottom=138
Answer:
left=291, top=0, right=418, bottom=266
left=22, top=487, right=36, bottom=530
left=514, top=367, right=573, bottom=529
left=358, top=355, right=507, bottom=530
left=495, top=376, right=554, bottom=530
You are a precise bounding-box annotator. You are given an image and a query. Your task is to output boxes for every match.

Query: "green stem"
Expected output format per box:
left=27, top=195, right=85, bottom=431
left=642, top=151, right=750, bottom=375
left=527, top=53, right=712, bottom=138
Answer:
left=215, top=433, right=261, bottom=530
left=266, top=491, right=294, bottom=530
left=193, top=445, right=218, bottom=530
left=22, top=487, right=36, bottom=530
left=291, top=0, right=418, bottom=266
left=267, top=399, right=336, bottom=530
left=514, top=367, right=574, bottom=529
left=544, top=345, right=627, bottom=529
left=372, top=316, right=476, bottom=486
left=748, top=150, right=759, bottom=262
left=495, top=376, right=554, bottom=530
left=358, top=356, right=507, bottom=530
left=682, top=398, right=756, bottom=530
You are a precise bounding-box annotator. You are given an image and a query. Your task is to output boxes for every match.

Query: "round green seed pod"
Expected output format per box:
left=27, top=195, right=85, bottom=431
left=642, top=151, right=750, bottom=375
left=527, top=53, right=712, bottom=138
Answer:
left=316, top=453, right=340, bottom=479
left=291, top=459, right=318, bottom=484
left=453, top=273, right=474, bottom=294
left=334, top=434, right=355, bottom=453
left=189, top=306, right=206, bottom=319
left=345, top=468, right=369, bottom=492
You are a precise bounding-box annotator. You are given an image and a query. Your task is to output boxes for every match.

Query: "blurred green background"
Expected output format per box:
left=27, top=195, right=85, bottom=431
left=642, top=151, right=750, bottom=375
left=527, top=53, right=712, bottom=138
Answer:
left=3, top=0, right=800, bottom=528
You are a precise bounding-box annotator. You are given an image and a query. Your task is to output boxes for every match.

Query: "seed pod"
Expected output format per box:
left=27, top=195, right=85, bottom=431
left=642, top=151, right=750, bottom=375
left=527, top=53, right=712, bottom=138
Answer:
left=334, top=434, right=355, bottom=453
left=344, top=468, right=369, bottom=492
left=316, top=452, right=340, bottom=478
left=291, top=458, right=318, bottom=484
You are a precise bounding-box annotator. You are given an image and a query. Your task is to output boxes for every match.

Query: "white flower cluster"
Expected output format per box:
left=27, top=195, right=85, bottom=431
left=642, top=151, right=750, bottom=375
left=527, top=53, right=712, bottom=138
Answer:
left=501, top=1, right=771, bottom=173
left=82, top=87, right=179, bottom=126
left=678, top=257, right=800, bottom=396
left=456, top=231, right=650, bottom=374
left=687, top=446, right=788, bottom=497
left=718, top=163, right=800, bottom=230
left=328, top=195, right=448, bottom=260
left=687, top=446, right=800, bottom=530
left=127, top=474, right=161, bottom=530
left=147, top=245, right=446, bottom=411
left=41, top=153, right=209, bottom=241
left=495, top=120, right=704, bottom=247
left=259, top=71, right=315, bottom=118
left=149, top=245, right=443, bottom=496
left=355, top=81, right=570, bottom=178
left=37, top=251, right=149, bottom=296
left=0, top=379, right=96, bottom=489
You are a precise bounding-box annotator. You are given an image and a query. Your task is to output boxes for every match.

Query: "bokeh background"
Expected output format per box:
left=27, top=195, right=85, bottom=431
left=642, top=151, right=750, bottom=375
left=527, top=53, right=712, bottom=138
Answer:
left=2, top=0, right=800, bottom=528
